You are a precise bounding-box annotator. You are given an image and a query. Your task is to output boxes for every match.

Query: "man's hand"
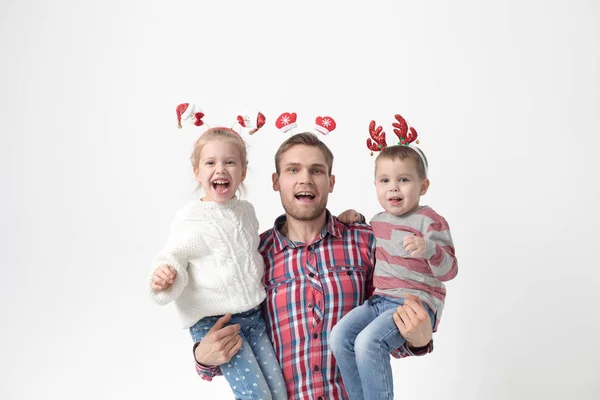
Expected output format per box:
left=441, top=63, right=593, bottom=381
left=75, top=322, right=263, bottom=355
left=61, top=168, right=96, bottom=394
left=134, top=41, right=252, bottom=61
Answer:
left=151, top=265, right=177, bottom=290
left=338, top=209, right=362, bottom=224
left=403, top=235, right=426, bottom=257
left=393, top=293, right=432, bottom=348
left=194, top=314, right=243, bottom=367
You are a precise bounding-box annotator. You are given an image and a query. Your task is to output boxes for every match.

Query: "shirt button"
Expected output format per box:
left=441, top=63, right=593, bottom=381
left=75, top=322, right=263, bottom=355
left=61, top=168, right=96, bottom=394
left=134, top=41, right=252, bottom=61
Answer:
left=313, top=333, right=318, bottom=339
left=318, top=397, right=323, bottom=400
left=314, top=365, right=320, bottom=371
left=309, top=272, right=315, bottom=278
left=308, top=303, right=313, bottom=308
left=347, top=271, right=353, bottom=276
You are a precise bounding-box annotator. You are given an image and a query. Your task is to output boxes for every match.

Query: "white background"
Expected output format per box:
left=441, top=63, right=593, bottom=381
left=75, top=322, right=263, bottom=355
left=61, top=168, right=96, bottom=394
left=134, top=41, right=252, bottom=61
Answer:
left=1, top=0, right=599, bottom=399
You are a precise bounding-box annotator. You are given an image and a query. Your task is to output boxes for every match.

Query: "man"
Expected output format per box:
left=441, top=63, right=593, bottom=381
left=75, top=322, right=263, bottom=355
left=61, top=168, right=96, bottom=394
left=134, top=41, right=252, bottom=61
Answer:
left=193, top=133, right=433, bottom=399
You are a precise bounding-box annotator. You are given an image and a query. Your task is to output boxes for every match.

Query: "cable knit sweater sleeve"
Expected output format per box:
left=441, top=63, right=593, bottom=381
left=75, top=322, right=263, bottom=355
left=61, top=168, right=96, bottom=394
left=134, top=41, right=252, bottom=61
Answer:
left=148, top=209, right=203, bottom=305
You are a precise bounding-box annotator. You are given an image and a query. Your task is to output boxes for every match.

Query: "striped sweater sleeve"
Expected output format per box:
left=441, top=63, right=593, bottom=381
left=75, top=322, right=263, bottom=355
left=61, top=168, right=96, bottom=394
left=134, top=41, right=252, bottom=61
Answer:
left=422, top=211, right=458, bottom=282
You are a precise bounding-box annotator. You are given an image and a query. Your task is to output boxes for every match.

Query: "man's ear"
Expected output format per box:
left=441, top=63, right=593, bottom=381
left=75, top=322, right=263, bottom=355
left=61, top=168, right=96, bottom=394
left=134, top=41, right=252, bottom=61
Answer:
left=272, top=173, right=280, bottom=191
left=329, top=174, right=335, bottom=193
left=420, top=178, right=430, bottom=195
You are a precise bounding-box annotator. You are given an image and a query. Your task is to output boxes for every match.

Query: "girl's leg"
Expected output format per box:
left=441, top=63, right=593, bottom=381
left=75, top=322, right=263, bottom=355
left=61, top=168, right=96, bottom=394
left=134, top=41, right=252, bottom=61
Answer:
left=220, top=334, right=274, bottom=400
left=245, top=313, right=288, bottom=400
left=190, top=315, right=273, bottom=400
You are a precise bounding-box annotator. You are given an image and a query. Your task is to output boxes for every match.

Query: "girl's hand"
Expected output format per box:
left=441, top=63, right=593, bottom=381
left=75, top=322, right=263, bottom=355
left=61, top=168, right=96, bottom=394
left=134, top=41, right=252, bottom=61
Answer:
left=403, top=235, right=426, bottom=257
left=151, top=265, right=177, bottom=290
left=338, top=209, right=362, bottom=224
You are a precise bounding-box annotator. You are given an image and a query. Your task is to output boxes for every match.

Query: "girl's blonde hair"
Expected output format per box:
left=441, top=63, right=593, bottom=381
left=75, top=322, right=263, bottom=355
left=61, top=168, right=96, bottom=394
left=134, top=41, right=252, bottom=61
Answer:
left=190, top=127, right=248, bottom=193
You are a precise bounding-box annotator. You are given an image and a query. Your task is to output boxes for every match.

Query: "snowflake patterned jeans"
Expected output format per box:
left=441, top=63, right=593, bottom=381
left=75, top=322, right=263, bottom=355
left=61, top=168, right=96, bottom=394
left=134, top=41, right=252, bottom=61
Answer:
left=329, top=295, right=435, bottom=400
left=190, top=306, right=287, bottom=400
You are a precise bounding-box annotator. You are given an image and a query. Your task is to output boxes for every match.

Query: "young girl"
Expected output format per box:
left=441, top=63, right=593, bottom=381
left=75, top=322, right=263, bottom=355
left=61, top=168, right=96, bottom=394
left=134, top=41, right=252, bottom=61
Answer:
left=330, top=120, right=458, bottom=400
left=149, top=127, right=287, bottom=400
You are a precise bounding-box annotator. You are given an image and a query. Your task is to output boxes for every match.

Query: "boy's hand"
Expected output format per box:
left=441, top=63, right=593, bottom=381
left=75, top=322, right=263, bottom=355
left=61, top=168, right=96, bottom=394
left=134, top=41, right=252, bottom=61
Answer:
left=338, top=209, right=362, bottom=224
left=151, top=265, right=177, bottom=290
left=403, top=235, right=426, bottom=257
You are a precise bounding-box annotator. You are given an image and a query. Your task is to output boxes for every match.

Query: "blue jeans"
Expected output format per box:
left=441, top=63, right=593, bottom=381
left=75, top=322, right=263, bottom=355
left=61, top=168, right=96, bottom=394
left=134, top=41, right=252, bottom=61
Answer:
left=329, top=295, right=435, bottom=400
left=190, top=307, right=287, bottom=400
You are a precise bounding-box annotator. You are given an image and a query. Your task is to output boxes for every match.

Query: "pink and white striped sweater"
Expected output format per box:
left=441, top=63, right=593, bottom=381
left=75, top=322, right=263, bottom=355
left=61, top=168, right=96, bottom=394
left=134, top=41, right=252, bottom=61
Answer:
left=370, top=206, right=458, bottom=331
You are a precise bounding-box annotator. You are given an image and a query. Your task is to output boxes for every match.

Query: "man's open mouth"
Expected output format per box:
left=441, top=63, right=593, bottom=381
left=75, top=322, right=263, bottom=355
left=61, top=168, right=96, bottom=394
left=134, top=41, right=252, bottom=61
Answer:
left=295, top=192, right=315, bottom=200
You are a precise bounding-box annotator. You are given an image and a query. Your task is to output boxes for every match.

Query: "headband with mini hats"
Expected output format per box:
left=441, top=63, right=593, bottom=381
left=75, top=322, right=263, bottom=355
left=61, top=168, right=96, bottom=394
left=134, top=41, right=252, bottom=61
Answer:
left=367, top=114, right=428, bottom=176
left=175, top=103, right=266, bottom=136
left=275, top=111, right=337, bottom=136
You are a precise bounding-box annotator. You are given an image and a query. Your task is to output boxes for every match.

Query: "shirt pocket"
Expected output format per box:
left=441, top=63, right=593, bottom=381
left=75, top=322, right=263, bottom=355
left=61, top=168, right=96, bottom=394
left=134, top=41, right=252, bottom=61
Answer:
left=324, top=263, right=370, bottom=307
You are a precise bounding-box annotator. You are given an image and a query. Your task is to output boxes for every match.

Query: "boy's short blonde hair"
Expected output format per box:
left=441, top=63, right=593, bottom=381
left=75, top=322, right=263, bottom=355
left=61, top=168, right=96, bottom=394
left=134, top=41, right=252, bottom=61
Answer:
left=376, top=145, right=428, bottom=179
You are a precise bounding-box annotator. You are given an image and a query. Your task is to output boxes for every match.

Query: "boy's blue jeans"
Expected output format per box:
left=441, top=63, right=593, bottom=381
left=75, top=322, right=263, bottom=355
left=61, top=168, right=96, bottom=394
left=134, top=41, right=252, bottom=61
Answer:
left=329, top=295, right=435, bottom=400
left=190, top=306, right=287, bottom=400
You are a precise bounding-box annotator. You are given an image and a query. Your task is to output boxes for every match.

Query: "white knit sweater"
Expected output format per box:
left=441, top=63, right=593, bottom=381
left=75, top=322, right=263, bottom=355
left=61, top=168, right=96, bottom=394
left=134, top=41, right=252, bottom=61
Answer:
left=148, top=198, right=266, bottom=328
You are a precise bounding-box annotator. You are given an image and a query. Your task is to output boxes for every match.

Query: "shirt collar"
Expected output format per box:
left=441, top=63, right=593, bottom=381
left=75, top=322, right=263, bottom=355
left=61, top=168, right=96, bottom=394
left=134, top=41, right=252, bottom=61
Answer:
left=272, top=209, right=343, bottom=254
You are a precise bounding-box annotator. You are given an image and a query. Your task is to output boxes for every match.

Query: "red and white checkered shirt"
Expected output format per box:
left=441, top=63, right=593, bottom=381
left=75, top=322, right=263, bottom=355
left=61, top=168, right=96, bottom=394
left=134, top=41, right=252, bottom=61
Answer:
left=195, top=211, right=433, bottom=399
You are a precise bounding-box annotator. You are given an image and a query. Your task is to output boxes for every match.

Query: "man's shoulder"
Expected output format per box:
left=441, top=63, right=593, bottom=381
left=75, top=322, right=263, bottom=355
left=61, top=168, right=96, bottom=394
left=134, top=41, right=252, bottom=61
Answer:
left=258, top=227, right=277, bottom=253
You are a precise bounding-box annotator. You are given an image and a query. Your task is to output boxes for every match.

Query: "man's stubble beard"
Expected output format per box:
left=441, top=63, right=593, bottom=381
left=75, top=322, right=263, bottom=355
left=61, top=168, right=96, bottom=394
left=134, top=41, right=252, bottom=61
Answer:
left=280, top=195, right=328, bottom=222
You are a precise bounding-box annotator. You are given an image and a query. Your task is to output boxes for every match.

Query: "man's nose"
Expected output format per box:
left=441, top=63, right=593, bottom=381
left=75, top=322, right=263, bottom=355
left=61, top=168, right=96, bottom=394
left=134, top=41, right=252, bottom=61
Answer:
left=298, top=169, right=313, bottom=185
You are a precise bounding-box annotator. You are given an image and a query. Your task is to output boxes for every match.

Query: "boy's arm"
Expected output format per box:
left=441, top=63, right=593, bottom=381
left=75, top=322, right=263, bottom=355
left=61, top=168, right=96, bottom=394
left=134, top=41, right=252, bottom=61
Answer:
left=423, top=215, right=458, bottom=282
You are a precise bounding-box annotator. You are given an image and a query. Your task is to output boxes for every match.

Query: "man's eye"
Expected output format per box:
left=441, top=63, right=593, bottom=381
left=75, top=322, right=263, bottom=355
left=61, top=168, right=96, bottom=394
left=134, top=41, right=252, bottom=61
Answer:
left=288, top=168, right=297, bottom=173
left=313, top=169, right=323, bottom=174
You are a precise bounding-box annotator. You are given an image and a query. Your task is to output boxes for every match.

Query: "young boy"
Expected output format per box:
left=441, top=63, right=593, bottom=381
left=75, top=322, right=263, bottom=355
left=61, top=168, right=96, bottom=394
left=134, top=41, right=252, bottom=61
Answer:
left=330, top=144, right=458, bottom=400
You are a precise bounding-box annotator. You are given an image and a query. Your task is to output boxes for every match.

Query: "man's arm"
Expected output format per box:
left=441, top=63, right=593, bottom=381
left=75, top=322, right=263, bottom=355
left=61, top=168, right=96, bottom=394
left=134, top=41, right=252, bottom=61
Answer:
left=392, top=293, right=434, bottom=357
left=192, top=314, right=243, bottom=380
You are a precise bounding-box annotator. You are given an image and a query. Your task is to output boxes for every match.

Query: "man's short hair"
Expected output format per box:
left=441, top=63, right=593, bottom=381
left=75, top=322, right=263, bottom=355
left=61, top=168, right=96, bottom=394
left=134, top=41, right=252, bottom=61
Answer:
left=274, top=132, right=334, bottom=175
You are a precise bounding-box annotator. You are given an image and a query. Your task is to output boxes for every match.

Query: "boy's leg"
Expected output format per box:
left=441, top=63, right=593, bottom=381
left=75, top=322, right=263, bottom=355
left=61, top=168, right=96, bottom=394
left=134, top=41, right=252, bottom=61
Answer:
left=329, top=299, right=378, bottom=400
left=244, top=309, right=287, bottom=400
left=353, top=296, right=407, bottom=400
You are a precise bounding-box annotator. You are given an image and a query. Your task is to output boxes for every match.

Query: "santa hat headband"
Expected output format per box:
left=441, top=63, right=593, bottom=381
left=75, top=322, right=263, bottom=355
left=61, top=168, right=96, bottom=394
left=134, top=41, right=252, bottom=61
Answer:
left=275, top=111, right=337, bottom=136
left=175, top=103, right=266, bottom=136
left=366, top=114, right=428, bottom=176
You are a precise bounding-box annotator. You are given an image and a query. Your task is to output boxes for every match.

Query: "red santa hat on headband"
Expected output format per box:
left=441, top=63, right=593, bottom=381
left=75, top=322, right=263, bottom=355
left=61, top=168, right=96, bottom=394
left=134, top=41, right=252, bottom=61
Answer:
left=176, top=103, right=205, bottom=128
left=232, top=110, right=266, bottom=135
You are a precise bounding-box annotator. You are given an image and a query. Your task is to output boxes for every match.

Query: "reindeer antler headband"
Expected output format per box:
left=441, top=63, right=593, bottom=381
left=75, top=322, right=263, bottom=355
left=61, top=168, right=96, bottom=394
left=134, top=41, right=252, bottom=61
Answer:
left=367, top=114, right=428, bottom=176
